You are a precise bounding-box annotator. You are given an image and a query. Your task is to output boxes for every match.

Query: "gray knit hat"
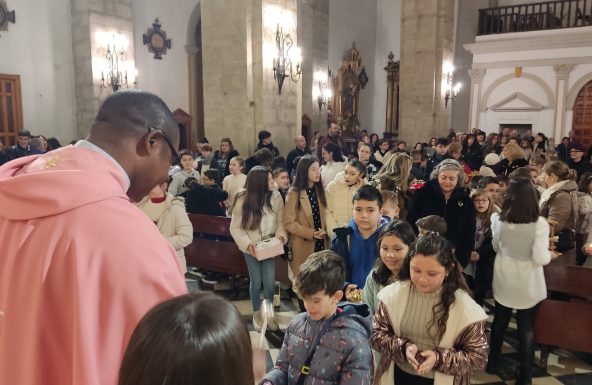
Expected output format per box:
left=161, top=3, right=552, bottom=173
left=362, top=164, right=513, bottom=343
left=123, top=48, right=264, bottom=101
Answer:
left=429, top=158, right=465, bottom=187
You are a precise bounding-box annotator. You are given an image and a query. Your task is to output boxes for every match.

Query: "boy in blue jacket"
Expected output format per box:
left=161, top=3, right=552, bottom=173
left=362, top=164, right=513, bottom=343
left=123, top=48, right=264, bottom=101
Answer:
left=331, top=185, right=387, bottom=288
left=260, top=251, right=372, bottom=385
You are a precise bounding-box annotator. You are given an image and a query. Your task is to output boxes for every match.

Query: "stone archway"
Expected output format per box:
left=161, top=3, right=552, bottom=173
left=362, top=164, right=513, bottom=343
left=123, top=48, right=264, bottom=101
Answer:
left=186, top=2, right=204, bottom=142
left=572, top=80, right=592, bottom=149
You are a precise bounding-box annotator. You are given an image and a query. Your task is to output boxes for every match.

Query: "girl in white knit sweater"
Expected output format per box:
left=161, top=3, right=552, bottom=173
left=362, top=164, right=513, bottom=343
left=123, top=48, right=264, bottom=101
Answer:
left=222, top=156, right=247, bottom=216
left=487, top=178, right=558, bottom=385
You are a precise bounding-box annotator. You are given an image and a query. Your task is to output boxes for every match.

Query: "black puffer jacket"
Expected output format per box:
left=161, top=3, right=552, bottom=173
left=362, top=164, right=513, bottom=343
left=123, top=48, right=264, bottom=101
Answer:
left=406, top=179, right=476, bottom=267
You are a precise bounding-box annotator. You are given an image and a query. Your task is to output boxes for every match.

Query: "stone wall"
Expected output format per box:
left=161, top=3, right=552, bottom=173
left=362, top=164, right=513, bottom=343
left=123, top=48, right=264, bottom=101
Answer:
left=70, top=0, right=133, bottom=138
left=399, top=0, right=455, bottom=145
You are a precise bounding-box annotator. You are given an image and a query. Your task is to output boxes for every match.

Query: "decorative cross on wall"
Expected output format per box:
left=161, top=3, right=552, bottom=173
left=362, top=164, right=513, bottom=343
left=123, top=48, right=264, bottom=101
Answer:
left=142, top=18, right=172, bottom=60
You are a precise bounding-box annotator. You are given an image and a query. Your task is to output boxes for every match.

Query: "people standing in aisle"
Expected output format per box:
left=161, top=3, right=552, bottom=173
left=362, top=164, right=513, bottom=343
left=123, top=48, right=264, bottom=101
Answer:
left=196, top=143, right=220, bottom=178
left=283, top=155, right=329, bottom=276
left=372, top=232, right=488, bottom=385
left=273, top=167, right=291, bottom=202
left=362, top=220, right=416, bottom=313
left=256, top=130, right=281, bottom=157
left=407, top=159, right=476, bottom=270
left=424, top=137, right=449, bottom=179
left=487, top=178, right=557, bottom=385
left=317, top=121, right=349, bottom=159
left=499, top=143, right=528, bottom=176
left=230, top=166, right=287, bottom=332
left=0, top=91, right=187, bottom=385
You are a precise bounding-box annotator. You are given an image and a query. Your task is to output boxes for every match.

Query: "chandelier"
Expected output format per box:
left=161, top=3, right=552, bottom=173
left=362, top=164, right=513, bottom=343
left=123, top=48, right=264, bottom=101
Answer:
left=272, top=24, right=301, bottom=95
left=101, top=36, right=129, bottom=92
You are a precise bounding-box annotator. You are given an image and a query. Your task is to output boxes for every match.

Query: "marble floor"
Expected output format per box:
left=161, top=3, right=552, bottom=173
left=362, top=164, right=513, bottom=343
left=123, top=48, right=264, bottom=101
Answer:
left=186, top=274, right=592, bottom=385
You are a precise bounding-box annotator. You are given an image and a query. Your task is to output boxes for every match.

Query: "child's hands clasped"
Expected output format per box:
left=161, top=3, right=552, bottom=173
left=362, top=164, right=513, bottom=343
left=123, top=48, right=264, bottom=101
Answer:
left=405, top=343, right=437, bottom=374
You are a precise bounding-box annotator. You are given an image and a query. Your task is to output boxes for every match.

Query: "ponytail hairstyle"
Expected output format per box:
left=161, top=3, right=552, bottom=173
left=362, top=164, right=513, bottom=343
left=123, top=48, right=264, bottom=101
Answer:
left=542, top=160, right=577, bottom=182
left=399, top=232, right=470, bottom=343
left=239, top=166, right=274, bottom=230
left=346, top=158, right=368, bottom=179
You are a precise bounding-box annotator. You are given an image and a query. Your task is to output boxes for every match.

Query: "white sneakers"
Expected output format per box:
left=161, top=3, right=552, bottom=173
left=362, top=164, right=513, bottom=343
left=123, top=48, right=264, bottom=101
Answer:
left=252, top=310, right=279, bottom=332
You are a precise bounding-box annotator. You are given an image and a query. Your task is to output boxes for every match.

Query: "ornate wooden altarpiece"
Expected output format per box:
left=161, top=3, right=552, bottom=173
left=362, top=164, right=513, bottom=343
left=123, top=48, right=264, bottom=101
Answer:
left=329, top=43, right=364, bottom=139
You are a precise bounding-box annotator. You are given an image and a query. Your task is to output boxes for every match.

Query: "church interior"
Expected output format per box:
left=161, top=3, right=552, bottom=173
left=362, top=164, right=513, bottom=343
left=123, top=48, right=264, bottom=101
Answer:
left=1, top=0, right=592, bottom=384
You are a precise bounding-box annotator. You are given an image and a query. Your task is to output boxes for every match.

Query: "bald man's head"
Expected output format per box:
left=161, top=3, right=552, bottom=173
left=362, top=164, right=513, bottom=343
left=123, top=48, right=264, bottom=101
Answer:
left=295, top=135, right=306, bottom=150
left=91, top=90, right=178, bottom=144
left=88, top=91, right=180, bottom=202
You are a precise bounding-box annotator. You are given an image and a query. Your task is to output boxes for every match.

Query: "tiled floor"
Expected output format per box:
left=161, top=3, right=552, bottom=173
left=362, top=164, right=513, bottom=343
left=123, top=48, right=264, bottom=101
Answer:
left=186, top=274, right=592, bottom=385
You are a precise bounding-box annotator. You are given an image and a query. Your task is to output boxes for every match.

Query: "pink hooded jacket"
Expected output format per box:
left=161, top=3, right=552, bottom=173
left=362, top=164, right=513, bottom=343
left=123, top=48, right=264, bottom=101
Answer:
left=0, top=145, right=187, bottom=385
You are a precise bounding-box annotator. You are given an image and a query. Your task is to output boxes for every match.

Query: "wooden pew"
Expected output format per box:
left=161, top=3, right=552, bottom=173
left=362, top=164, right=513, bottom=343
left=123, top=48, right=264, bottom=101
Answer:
left=184, top=213, right=290, bottom=288
left=534, top=263, right=592, bottom=368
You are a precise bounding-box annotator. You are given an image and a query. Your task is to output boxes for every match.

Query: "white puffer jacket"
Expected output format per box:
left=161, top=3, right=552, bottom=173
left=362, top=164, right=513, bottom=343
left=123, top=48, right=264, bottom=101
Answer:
left=136, top=194, right=193, bottom=271
left=325, top=177, right=362, bottom=238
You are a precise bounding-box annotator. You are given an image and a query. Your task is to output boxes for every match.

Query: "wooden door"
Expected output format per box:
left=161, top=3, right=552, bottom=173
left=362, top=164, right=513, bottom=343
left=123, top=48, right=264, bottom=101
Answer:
left=572, top=80, right=592, bottom=149
left=0, top=75, right=23, bottom=147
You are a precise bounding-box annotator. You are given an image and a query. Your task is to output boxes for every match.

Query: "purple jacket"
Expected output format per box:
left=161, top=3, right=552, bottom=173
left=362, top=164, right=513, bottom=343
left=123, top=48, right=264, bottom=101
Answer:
left=262, top=303, right=372, bottom=385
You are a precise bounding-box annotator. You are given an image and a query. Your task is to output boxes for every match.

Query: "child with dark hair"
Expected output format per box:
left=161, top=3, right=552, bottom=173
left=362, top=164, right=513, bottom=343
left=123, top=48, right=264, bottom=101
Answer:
left=260, top=251, right=372, bottom=385
left=230, top=166, right=287, bottom=331
left=196, top=144, right=220, bottom=178
left=363, top=220, right=416, bottom=313
left=169, top=149, right=200, bottom=197
left=331, top=185, right=388, bottom=288
left=256, top=130, right=280, bottom=157
left=372, top=232, right=488, bottom=385
left=415, top=215, right=447, bottom=236
left=185, top=169, right=228, bottom=216
left=119, top=292, right=258, bottom=385
left=487, top=178, right=557, bottom=385
left=273, top=168, right=290, bottom=202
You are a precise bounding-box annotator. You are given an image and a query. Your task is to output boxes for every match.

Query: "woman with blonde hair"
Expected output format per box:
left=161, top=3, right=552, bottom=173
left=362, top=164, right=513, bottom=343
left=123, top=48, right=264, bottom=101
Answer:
left=540, top=160, right=578, bottom=254
left=499, top=142, right=528, bottom=176
left=373, top=153, right=415, bottom=219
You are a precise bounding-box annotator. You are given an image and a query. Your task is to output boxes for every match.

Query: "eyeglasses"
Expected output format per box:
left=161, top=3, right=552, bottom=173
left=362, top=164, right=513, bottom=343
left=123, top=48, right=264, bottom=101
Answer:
left=148, top=127, right=179, bottom=165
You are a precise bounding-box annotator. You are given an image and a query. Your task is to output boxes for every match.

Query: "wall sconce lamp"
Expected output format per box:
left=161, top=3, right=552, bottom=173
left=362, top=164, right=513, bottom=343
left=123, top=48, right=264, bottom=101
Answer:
left=443, top=62, right=461, bottom=109
left=272, top=24, right=302, bottom=95
left=313, top=68, right=332, bottom=111
left=358, top=66, right=369, bottom=89
left=100, top=36, right=130, bottom=92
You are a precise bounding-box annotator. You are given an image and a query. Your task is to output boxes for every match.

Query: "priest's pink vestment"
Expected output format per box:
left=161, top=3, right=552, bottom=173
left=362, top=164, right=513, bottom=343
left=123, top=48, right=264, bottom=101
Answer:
left=0, top=146, right=188, bottom=385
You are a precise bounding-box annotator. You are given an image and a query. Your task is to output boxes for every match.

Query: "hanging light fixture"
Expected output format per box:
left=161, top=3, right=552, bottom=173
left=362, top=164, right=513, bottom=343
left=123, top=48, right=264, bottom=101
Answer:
left=313, top=68, right=332, bottom=111
left=101, top=35, right=129, bottom=92
left=272, top=24, right=301, bottom=95
left=443, top=61, right=461, bottom=109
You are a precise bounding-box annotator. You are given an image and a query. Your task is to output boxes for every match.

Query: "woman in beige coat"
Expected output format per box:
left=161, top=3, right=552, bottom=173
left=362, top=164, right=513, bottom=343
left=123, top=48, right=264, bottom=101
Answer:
left=283, top=155, right=329, bottom=276
left=137, top=180, right=193, bottom=272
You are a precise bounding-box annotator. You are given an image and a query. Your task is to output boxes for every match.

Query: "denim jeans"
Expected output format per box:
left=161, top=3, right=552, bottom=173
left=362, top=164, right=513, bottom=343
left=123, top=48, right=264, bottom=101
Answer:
left=243, top=252, right=276, bottom=311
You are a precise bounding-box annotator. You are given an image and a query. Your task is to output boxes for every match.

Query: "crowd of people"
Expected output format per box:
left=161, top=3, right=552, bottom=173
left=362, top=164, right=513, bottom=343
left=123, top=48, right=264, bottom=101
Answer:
left=1, top=90, right=592, bottom=385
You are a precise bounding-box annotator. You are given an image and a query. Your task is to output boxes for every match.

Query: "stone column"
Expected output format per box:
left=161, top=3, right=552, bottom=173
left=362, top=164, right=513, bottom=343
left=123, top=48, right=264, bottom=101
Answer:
left=70, top=0, right=134, bottom=138
left=399, top=0, right=455, bottom=144
left=202, top=0, right=300, bottom=156
left=298, top=0, right=329, bottom=137
left=553, top=64, right=574, bottom=145
left=467, top=68, right=485, bottom=131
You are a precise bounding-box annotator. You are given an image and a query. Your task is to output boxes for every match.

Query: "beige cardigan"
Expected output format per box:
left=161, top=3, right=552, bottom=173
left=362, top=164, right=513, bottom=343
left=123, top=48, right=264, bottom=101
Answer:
left=229, top=190, right=287, bottom=253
